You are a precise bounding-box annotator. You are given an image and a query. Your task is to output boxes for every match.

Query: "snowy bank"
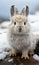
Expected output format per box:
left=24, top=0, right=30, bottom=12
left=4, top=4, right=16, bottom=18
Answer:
left=0, top=21, right=11, bottom=29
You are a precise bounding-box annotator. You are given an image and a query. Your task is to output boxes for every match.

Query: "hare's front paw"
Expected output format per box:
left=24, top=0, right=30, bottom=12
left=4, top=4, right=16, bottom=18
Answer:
left=21, top=51, right=29, bottom=59
left=9, top=49, right=17, bottom=56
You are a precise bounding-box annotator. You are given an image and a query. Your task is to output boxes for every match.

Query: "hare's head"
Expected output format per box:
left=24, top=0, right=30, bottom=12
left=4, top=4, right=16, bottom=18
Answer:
left=10, top=5, right=29, bottom=34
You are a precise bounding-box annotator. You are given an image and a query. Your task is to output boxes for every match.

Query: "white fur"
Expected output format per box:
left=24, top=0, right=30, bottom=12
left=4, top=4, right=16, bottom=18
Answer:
left=7, top=15, right=36, bottom=53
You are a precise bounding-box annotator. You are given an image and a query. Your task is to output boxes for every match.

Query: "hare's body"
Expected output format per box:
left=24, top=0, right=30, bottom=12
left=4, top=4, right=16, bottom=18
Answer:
left=8, top=28, right=36, bottom=51
left=8, top=5, right=36, bottom=59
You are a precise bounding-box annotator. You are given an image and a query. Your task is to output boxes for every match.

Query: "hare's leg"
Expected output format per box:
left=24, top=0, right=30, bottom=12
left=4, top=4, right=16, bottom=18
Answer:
left=21, top=50, right=29, bottom=59
left=9, top=48, right=17, bottom=56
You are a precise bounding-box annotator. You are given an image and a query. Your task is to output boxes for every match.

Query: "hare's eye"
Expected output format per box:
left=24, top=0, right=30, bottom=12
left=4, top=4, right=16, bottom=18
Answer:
left=14, top=22, right=16, bottom=25
left=24, top=22, right=26, bottom=25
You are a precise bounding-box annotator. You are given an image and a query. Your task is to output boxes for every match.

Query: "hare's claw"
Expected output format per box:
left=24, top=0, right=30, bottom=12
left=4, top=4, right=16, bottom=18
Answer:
left=21, top=52, right=29, bottom=59
left=9, top=49, right=17, bottom=56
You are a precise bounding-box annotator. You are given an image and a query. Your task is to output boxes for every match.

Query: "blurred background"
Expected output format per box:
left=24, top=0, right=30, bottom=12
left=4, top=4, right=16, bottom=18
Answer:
left=0, top=0, right=39, bottom=22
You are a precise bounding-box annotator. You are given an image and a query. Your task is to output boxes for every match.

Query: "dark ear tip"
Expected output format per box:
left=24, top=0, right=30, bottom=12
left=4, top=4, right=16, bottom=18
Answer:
left=10, top=5, right=15, bottom=16
left=11, top=5, right=15, bottom=8
left=26, top=5, right=29, bottom=16
left=11, top=5, right=14, bottom=7
left=26, top=5, right=29, bottom=9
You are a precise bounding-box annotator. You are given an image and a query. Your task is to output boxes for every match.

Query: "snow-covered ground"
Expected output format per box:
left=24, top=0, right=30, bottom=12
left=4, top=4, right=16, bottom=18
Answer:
left=0, top=13, right=39, bottom=61
left=0, top=21, right=11, bottom=28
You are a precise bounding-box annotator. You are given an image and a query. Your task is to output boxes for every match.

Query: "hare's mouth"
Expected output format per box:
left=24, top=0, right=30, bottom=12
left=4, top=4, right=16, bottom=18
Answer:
left=13, top=32, right=27, bottom=36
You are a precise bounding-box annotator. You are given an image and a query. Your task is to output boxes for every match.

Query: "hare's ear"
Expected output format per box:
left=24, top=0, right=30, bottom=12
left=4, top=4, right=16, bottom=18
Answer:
left=21, top=6, right=29, bottom=16
left=10, top=5, right=19, bottom=16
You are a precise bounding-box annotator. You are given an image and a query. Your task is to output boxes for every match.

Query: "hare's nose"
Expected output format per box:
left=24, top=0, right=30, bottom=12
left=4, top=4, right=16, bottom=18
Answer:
left=19, top=26, right=22, bottom=32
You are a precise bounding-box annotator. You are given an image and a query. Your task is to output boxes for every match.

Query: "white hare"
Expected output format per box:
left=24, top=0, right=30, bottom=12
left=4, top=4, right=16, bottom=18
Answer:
left=8, top=5, right=36, bottom=59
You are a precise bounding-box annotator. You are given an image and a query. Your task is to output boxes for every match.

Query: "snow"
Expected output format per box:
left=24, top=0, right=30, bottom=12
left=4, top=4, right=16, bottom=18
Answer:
left=0, top=21, right=11, bottom=28
left=0, top=24, right=11, bottom=60
left=8, top=59, right=13, bottom=62
left=33, top=54, right=39, bottom=61
left=0, top=13, right=39, bottom=60
left=0, top=51, right=9, bottom=60
left=0, top=29, right=10, bottom=50
left=28, top=13, right=39, bottom=23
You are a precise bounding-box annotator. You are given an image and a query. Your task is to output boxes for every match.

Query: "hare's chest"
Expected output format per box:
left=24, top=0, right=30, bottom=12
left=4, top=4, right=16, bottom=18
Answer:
left=13, top=35, right=30, bottom=50
left=13, top=35, right=29, bottom=47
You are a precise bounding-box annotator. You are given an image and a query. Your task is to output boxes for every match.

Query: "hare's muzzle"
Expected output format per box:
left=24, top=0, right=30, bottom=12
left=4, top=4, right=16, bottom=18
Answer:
left=18, top=26, right=22, bottom=32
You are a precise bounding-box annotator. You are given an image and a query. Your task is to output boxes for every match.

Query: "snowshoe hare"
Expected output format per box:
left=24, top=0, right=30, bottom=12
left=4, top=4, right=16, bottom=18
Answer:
left=8, top=5, right=36, bottom=59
